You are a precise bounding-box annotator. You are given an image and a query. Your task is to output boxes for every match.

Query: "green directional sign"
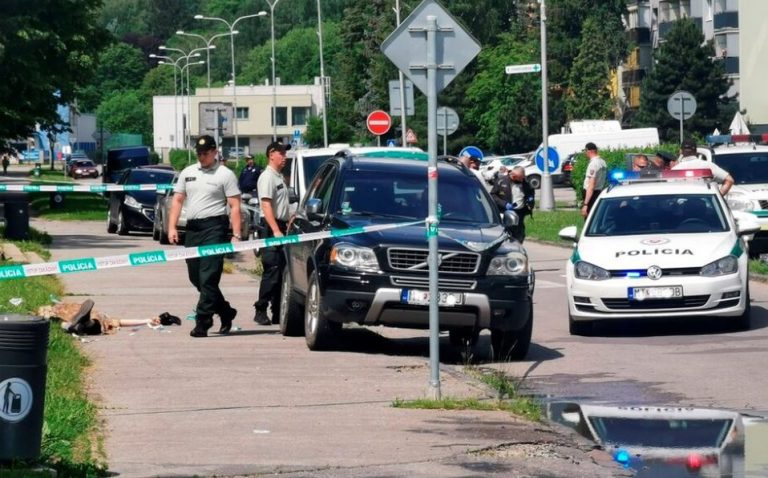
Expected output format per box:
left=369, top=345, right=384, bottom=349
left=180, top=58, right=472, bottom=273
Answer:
left=505, top=63, right=542, bottom=75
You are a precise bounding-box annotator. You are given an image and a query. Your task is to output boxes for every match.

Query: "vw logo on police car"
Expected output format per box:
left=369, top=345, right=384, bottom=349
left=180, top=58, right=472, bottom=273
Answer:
left=641, top=238, right=670, bottom=246
left=647, top=266, right=663, bottom=280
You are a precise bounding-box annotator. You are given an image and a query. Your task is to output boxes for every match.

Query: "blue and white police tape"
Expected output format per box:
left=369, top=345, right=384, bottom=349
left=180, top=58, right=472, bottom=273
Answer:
left=0, top=220, right=420, bottom=282
left=0, top=183, right=173, bottom=193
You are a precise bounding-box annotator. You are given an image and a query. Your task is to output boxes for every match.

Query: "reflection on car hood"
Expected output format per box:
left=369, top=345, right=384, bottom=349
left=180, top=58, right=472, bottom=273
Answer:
left=129, top=190, right=156, bottom=207
left=578, top=233, right=736, bottom=269
left=331, top=216, right=520, bottom=252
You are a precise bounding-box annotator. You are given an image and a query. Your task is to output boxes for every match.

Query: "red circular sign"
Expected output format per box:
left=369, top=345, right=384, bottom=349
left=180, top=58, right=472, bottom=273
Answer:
left=366, top=110, right=392, bottom=136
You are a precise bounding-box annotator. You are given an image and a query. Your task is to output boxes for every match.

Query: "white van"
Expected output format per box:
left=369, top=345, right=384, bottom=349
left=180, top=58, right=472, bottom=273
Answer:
left=523, top=127, right=660, bottom=189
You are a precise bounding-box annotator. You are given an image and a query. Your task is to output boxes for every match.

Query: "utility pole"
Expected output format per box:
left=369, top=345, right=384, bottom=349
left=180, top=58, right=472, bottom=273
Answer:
left=538, top=0, right=555, bottom=211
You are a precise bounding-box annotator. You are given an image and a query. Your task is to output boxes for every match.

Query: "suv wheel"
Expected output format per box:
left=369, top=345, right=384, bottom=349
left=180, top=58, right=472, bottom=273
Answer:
left=107, top=211, right=117, bottom=234
left=117, top=209, right=130, bottom=235
left=491, top=304, right=533, bottom=361
left=279, top=265, right=304, bottom=336
left=304, top=271, right=340, bottom=350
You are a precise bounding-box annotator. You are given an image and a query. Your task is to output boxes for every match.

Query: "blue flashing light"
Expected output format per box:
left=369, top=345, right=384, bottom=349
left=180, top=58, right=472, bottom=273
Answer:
left=614, top=448, right=631, bottom=467
left=626, top=272, right=641, bottom=278
left=610, top=170, right=626, bottom=182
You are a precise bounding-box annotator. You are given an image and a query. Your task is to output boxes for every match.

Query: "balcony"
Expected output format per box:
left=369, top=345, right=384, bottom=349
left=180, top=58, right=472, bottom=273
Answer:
left=627, top=28, right=651, bottom=44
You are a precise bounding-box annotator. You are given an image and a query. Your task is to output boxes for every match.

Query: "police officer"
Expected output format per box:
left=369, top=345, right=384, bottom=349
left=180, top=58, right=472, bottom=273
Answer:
left=238, top=154, right=262, bottom=196
left=253, top=141, right=291, bottom=325
left=168, top=135, right=242, bottom=337
left=490, top=165, right=535, bottom=243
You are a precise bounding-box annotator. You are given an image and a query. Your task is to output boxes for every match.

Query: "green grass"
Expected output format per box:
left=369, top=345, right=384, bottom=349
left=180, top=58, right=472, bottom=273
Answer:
left=0, top=227, right=53, bottom=261
left=29, top=193, right=108, bottom=221
left=526, top=209, right=582, bottom=245
left=29, top=168, right=71, bottom=182
left=0, top=256, right=105, bottom=475
left=750, top=259, right=768, bottom=276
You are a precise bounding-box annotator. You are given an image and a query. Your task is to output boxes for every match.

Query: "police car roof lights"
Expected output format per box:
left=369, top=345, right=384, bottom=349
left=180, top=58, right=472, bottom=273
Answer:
left=609, top=168, right=713, bottom=186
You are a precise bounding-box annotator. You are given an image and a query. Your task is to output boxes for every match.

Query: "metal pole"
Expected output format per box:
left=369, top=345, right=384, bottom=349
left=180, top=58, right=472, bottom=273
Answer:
left=539, top=0, right=555, bottom=211
left=317, top=0, right=328, bottom=147
left=173, top=66, right=178, bottom=149
left=230, top=28, right=239, bottom=164
left=186, top=61, right=192, bottom=164
left=680, top=103, right=684, bottom=144
left=206, top=46, right=211, bottom=101
left=269, top=0, right=280, bottom=141
left=426, top=15, right=441, bottom=400
left=395, top=0, right=407, bottom=147
left=442, top=109, right=447, bottom=157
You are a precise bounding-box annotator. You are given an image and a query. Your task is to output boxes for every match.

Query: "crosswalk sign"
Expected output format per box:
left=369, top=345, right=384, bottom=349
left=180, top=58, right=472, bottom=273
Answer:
left=387, top=139, right=397, bottom=147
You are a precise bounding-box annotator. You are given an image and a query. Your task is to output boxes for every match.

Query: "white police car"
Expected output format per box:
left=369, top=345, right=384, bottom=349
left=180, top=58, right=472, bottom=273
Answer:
left=559, top=169, right=760, bottom=335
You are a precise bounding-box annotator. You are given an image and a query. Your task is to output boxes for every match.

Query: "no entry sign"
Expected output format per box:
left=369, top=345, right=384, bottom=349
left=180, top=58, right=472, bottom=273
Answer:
left=366, top=110, right=392, bottom=136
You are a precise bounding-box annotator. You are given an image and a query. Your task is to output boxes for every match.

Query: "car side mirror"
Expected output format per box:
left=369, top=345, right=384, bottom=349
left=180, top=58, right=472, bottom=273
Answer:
left=502, top=210, right=519, bottom=229
left=558, top=225, right=578, bottom=242
left=306, top=198, right=323, bottom=221
left=288, top=187, right=299, bottom=204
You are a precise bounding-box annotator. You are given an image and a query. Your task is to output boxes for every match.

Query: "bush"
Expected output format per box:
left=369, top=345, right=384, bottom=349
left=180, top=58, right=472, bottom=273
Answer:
left=169, top=149, right=194, bottom=171
left=571, top=144, right=680, bottom=202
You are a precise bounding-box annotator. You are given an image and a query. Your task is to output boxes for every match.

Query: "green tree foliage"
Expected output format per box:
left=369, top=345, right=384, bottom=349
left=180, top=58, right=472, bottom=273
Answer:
left=564, top=17, right=614, bottom=121
left=633, top=19, right=734, bottom=142
left=97, top=90, right=153, bottom=143
left=78, top=43, right=149, bottom=111
left=466, top=35, right=543, bottom=153
left=0, top=0, right=108, bottom=141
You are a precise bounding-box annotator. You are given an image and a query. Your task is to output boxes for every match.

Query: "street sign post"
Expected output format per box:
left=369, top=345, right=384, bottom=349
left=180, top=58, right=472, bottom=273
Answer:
left=504, top=63, right=541, bottom=75
left=388, top=79, right=415, bottom=116
left=382, top=0, right=481, bottom=400
left=366, top=110, right=392, bottom=136
left=535, top=146, right=559, bottom=173
left=437, top=106, right=459, bottom=156
left=667, top=90, right=697, bottom=144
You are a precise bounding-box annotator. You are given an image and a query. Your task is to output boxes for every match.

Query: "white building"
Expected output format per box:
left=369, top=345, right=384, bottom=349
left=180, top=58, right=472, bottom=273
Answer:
left=153, top=78, right=325, bottom=161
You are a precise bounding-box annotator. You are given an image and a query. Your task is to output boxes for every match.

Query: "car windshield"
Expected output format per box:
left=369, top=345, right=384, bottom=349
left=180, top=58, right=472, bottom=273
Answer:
left=74, top=160, right=94, bottom=167
left=586, top=194, right=729, bottom=236
left=588, top=416, right=733, bottom=449
left=336, top=171, right=497, bottom=223
left=713, top=151, right=768, bottom=185
left=125, top=170, right=173, bottom=185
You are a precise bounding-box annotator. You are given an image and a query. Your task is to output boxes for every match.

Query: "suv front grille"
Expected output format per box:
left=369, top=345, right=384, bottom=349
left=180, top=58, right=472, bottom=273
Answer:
left=390, top=276, right=477, bottom=290
left=387, top=248, right=480, bottom=274
left=759, top=200, right=768, bottom=210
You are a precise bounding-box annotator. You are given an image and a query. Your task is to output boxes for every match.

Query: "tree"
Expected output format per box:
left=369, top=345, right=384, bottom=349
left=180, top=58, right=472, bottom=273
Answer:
left=97, top=90, right=153, bottom=143
left=78, top=43, right=149, bottom=112
left=633, top=18, right=734, bottom=141
left=0, top=1, right=108, bottom=142
left=564, top=17, right=614, bottom=121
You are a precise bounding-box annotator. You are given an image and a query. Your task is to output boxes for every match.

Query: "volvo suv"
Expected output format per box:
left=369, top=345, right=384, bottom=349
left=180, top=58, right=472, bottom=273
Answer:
left=279, top=150, right=535, bottom=360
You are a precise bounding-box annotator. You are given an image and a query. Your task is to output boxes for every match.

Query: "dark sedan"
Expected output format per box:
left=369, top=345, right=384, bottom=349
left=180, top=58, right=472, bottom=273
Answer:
left=107, top=168, right=174, bottom=235
left=68, top=159, right=99, bottom=179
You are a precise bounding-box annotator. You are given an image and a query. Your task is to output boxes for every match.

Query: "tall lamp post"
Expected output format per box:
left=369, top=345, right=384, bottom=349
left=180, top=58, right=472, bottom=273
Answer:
left=175, top=30, right=237, bottom=100
left=195, top=11, right=267, bottom=163
left=181, top=58, right=206, bottom=163
left=150, top=54, right=183, bottom=149
left=316, top=0, right=328, bottom=147
left=265, top=0, right=280, bottom=141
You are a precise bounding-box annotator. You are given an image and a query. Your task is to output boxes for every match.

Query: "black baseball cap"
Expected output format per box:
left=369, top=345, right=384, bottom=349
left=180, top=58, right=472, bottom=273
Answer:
left=195, top=135, right=216, bottom=154
left=681, top=137, right=697, bottom=150
left=585, top=142, right=598, bottom=151
left=266, top=141, right=291, bottom=156
left=468, top=155, right=481, bottom=164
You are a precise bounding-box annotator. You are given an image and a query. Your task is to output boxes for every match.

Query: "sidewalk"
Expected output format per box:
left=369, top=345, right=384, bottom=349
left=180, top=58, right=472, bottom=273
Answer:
left=25, top=219, right=620, bottom=478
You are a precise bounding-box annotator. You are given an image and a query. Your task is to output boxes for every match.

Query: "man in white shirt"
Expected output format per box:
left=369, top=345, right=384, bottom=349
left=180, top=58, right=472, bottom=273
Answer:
left=672, top=138, right=734, bottom=196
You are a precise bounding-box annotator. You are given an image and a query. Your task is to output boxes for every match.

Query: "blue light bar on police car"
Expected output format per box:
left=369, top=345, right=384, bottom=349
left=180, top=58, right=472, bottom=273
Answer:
left=609, top=168, right=713, bottom=184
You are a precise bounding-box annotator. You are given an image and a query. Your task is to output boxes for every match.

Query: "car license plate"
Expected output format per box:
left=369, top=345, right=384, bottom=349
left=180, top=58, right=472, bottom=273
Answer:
left=401, top=289, right=464, bottom=307
left=628, top=286, right=683, bottom=301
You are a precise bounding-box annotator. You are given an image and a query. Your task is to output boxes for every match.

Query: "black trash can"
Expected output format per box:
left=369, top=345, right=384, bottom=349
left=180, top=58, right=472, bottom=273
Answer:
left=0, top=316, right=49, bottom=461
left=2, top=192, right=30, bottom=241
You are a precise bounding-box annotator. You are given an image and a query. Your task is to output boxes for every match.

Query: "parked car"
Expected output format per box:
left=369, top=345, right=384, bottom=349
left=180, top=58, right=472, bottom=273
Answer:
left=68, top=159, right=99, bottom=179
left=561, top=154, right=575, bottom=186
left=280, top=149, right=534, bottom=360
left=107, top=168, right=174, bottom=235
left=153, top=173, right=253, bottom=244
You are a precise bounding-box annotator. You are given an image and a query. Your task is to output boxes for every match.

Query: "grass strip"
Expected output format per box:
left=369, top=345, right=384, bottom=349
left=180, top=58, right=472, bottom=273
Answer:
left=526, top=209, right=582, bottom=245
left=0, top=227, right=52, bottom=261
left=29, top=193, right=108, bottom=221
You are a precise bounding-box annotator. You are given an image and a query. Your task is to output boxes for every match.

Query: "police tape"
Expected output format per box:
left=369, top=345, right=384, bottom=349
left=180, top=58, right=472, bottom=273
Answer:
left=0, top=183, right=173, bottom=193
left=0, top=220, right=421, bottom=282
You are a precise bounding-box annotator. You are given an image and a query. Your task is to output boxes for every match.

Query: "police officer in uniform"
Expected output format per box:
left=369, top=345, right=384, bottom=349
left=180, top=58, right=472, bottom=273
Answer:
left=253, top=141, right=291, bottom=325
left=238, top=154, right=262, bottom=196
left=168, top=135, right=243, bottom=337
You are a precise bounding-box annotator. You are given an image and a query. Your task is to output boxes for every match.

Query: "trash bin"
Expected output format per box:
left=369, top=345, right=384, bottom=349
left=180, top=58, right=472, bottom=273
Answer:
left=0, top=316, right=50, bottom=461
left=32, top=164, right=42, bottom=177
left=2, top=192, right=30, bottom=240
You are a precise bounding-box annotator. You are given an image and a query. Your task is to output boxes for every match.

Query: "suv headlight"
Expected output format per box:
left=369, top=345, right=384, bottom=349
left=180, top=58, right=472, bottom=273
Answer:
left=700, top=255, right=738, bottom=276
left=726, top=192, right=755, bottom=211
left=574, top=261, right=610, bottom=280
left=330, top=243, right=380, bottom=272
left=488, top=252, right=528, bottom=276
left=123, top=195, right=142, bottom=209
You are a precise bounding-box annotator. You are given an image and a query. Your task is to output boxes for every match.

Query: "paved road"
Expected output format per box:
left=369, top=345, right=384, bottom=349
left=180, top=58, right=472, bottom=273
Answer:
left=515, top=240, right=768, bottom=415
left=33, top=219, right=622, bottom=478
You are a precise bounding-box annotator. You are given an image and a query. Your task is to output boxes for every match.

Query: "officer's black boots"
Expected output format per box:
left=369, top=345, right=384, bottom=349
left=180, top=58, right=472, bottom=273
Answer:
left=219, top=307, right=237, bottom=334
left=190, top=315, right=214, bottom=337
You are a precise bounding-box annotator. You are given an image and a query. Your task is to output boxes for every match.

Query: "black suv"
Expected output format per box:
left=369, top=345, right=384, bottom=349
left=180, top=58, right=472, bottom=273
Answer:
left=279, top=150, right=535, bottom=360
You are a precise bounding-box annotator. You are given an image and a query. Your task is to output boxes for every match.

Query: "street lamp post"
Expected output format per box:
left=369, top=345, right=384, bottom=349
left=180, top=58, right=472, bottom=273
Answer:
left=195, top=11, right=267, bottom=164
left=150, top=54, right=181, bottom=149
left=181, top=58, right=206, bottom=163
left=316, top=0, right=328, bottom=147
left=265, top=0, right=280, bottom=141
left=175, top=30, right=237, bottom=100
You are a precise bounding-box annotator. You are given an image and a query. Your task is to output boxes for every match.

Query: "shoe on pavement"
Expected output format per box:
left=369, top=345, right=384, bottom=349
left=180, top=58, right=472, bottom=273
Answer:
left=190, top=315, right=213, bottom=338
left=253, top=309, right=271, bottom=326
left=159, top=312, right=182, bottom=326
left=67, top=299, right=95, bottom=334
left=219, top=308, right=237, bottom=334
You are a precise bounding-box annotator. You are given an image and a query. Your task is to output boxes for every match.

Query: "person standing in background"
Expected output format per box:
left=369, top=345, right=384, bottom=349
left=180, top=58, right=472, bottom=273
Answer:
left=581, top=142, right=607, bottom=218
left=238, top=154, right=262, bottom=196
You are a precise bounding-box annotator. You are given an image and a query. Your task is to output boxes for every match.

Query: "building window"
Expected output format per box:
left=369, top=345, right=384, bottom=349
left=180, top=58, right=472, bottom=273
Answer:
left=292, top=107, right=311, bottom=126
left=236, top=107, right=249, bottom=120
left=271, top=107, right=288, bottom=126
